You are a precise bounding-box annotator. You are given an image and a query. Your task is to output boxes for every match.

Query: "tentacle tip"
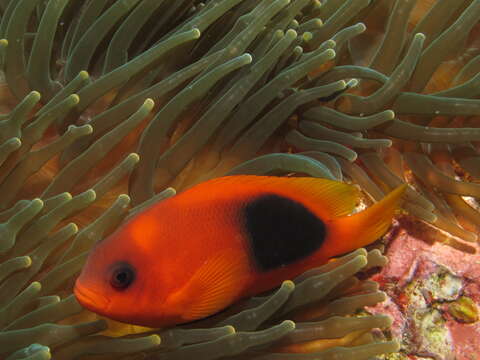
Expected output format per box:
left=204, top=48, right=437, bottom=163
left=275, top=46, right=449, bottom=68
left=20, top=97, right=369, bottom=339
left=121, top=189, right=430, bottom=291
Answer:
left=282, top=320, right=296, bottom=330
left=70, top=223, right=79, bottom=234
left=369, top=249, right=382, bottom=256
left=31, top=281, right=42, bottom=291
left=414, top=32, right=426, bottom=41
left=294, top=46, right=303, bottom=56
left=242, top=53, right=253, bottom=64
left=10, top=137, right=22, bottom=148
left=118, top=194, right=131, bottom=204
left=144, top=98, right=155, bottom=109
left=128, top=152, right=140, bottom=163
left=285, top=29, right=298, bottom=38
left=384, top=110, right=395, bottom=119
left=31, top=197, right=44, bottom=208
left=83, top=124, right=94, bottom=134
left=79, top=70, right=89, bottom=79
left=302, top=32, right=313, bottom=42
left=226, top=325, right=236, bottom=334
left=150, top=334, right=161, bottom=346
left=357, top=248, right=369, bottom=257
left=357, top=255, right=368, bottom=267
left=41, top=349, right=52, bottom=360
left=166, top=187, right=177, bottom=195
left=326, top=39, right=336, bottom=48
left=30, top=90, right=41, bottom=100
left=69, top=94, right=80, bottom=104
left=28, top=344, right=49, bottom=352
left=338, top=80, right=347, bottom=89
left=26, top=344, right=51, bottom=358
left=282, top=280, right=295, bottom=290
left=191, top=28, right=201, bottom=39
left=0, top=38, right=8, bottom=46
left=325, top=48, right=336, bottom=59
left=85, top=189, right=97, bottom=201
left=347, top=78, right=359, bottom=88
left=356, top=22, right=367, bottom=32
left=23, top=256, right=32, bottom=267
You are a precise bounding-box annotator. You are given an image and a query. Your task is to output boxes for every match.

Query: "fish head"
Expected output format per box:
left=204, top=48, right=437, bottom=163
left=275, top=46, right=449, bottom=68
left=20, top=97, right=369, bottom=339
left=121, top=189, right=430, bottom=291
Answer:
left=74, top=218, right=172, bottom=326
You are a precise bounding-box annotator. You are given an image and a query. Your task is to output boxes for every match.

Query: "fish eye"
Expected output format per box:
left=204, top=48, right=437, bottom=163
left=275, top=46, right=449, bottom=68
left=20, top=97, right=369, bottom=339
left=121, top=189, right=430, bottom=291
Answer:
left=110, top=263, right=135, bottom=290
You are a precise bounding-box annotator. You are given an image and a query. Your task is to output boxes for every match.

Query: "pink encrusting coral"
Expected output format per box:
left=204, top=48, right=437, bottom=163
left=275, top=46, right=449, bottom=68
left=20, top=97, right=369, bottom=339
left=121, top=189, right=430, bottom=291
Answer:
left=369, top=219, right=480, bottom=359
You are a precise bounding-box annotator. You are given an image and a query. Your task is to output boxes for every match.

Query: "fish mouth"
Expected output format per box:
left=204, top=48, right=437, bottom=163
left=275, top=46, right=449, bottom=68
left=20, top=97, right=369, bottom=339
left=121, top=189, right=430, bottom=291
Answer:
left=74, top=281, right=110, bottom=312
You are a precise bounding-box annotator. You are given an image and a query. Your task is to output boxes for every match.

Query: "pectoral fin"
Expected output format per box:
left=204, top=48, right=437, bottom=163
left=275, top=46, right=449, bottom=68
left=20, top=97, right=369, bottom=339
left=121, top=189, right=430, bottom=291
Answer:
left=168, top=250, right=249, bottom=322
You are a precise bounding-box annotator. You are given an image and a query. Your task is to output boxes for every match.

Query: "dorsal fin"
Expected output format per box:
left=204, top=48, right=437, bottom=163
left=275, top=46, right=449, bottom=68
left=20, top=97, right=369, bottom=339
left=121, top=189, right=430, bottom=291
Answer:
left=192, top=175, right=360, bottom=218
left=275, top=176, right=360, bottom=217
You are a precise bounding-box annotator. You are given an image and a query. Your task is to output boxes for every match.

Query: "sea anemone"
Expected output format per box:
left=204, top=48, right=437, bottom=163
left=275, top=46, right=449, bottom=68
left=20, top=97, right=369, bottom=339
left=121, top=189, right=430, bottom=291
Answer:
left=0, top=0, right=479, bottom=359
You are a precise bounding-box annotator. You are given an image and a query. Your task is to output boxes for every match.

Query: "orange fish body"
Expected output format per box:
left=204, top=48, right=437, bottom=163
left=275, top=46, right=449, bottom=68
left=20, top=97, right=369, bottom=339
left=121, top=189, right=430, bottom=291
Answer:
left=74, top=175, right=405, bottom=328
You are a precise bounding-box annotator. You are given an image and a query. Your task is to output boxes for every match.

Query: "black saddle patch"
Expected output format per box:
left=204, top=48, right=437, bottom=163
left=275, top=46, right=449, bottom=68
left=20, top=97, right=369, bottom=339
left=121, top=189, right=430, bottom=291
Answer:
left=243, top=193, right=326, bottom=272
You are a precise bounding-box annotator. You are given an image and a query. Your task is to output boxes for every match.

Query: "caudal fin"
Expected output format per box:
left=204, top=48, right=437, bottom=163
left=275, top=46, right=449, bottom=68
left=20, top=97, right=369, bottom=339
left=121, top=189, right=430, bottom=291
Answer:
left=325, top=184, right=407, bottom=257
